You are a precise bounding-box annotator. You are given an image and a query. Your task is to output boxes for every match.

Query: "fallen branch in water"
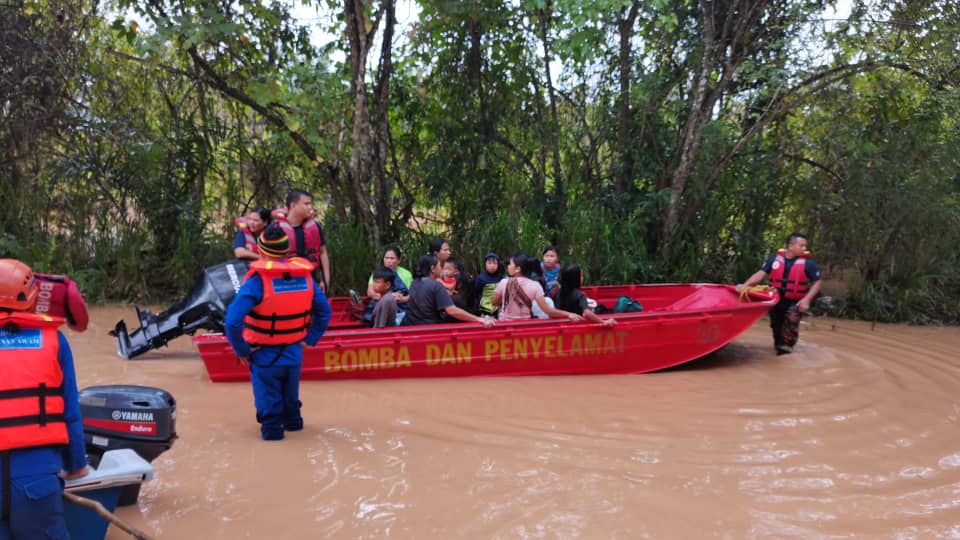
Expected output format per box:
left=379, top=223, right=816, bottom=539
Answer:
left=63, top=491, right=153, bottom=540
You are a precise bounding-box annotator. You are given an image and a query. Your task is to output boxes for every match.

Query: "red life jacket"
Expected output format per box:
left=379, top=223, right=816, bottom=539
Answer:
left=0, top=311, right=69, bottom=451
left=33, top=274, right=89, bottom=333
left=273, top=210, right=323, bottom=270
left=235, top=217, right=260, bottom=255
left=769, top=249, right=812, bottom=301
left=241, top=258, right=316, bottom=346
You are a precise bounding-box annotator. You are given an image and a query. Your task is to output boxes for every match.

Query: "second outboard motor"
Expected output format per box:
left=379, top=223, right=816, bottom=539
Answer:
left=112, top=259, right=249, bottom=359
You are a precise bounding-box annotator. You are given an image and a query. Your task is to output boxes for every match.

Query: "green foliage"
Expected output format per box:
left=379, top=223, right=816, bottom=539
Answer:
left=2, top=0, right=958, bottom=326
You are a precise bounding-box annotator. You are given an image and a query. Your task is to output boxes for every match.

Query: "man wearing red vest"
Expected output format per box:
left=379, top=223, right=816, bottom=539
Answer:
left=737, top=233, right=822, bottom=355
left=275, top=189, right=331, bottom=293
left=0, top=259, right=88, bottom=538
left=224, top=224, right=332, bottom=441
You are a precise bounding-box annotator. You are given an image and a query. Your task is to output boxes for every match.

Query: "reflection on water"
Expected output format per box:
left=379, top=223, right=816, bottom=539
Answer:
left=69, top=307, right=960, bottom=539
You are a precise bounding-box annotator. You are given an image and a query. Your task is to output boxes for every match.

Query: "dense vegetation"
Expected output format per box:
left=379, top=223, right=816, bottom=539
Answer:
left=1, top=0, right=958, bottom=323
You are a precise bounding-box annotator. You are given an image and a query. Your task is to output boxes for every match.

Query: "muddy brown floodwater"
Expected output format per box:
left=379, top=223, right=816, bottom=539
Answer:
left=69, top=306, right=960, bottom=539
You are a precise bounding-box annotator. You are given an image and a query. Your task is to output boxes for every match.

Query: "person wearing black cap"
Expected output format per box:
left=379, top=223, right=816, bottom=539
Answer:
left=473, top=252, right=504, bottom=316
left=224, top=224, right=332, bottom=440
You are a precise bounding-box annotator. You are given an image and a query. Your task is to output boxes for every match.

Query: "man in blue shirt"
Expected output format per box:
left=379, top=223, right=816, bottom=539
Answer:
left=1, top=259, right=88, bottom=538
left=225, top=225, right=332, bottom=441
left=738, top=233, right=822, bottom=355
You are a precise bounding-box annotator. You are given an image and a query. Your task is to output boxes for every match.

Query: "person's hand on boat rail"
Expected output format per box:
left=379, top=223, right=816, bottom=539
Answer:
left=59, top=465, right=91, bottom=480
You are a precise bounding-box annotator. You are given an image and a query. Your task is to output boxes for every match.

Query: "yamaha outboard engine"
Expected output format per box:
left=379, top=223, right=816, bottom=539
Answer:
left=112, top=259, right=249, bottom=359
left=80, top=385, right=177, bottom=505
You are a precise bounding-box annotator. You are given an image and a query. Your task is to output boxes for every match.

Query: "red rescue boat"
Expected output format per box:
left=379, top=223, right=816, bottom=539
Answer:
left=194, top=284, right=777, bottom=382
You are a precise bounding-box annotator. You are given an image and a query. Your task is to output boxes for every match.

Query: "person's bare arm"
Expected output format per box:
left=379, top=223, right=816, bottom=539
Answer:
left=535, top=296, right=583, bottom=321
left=583, top=308, right=616, bottom=327
left=317, top=245, right=331, bottom=292
left=798, top=280, right=822, bottom=312
left=736, top=270, right=768, bottom=293
left=234, top=247, right=259, bottom=260
left=366, top=279, right=382, bottom=300
left=444, top=305, right=495, bottom=327
left=492, top=286, right=503, bottom=308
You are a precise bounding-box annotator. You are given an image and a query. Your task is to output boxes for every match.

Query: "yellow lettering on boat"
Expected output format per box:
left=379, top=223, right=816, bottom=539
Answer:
left=603, top=333, right=617, bottom=354
left=500, top=338, right=513, bottom=361
left=426, top=344, right=441, bottom=366
left=570, top=335, right=583, bottom=356
left=323, top=346, right=411, bottom=372
left=358, top=348, right=378, bottom=370
left=485, top=340, right=498, bottom=362
left=513, top=338, right=528, bottom=360
left=528, top=337, right=543, bottom=359
left=584, top=334, right=603, bottom=355
left=397, top=346, right=411, bottom=368
left=324, top=350, right=341, bottom=373
left=544, top=336, right=556, bottom=357
left=440, top=343, right=457, bottom=365
left=617, top=331, right=628, bottom=352
left=457, top=342, right=472, bottom=364
left=556, top=336, right=567, bottom=357
left=380, top=347, right=395, bottom=369
left=342, top=350, right=357, bottom=372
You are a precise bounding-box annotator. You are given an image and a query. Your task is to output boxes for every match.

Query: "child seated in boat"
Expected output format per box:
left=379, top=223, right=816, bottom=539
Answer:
left=364, top=266, right=407, bottom=327
left=367, top=245, right=412, bottom=291
left=401, top=255, right=494, bottom=327
left=540, top=246, right=560, bottom=297
left=473, top=252, right=504, bottom=316
left=492, top=252, right=583, bottom=322
left=441, top=257, right=474, bottom=313
left=555, top=264, right=616, bottom=327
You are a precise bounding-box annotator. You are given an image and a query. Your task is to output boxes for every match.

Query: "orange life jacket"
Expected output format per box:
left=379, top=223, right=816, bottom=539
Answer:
left=236, top=217, right=259, bottom=255
left=769, top=249, right=811, bottom=301
left=241, top=258, right=315, bottom=346
left=273, top=211, right=323, bottom=270
left=0, top=311, right=69, bottom=451
left=33, top=273, right=89, bottom=332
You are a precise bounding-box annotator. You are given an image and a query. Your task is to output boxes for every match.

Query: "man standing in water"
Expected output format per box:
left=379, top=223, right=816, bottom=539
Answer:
left=737, top=233, right=822, bottom=355
left=0, top=259, right=89, bottom=537
left=225, top=225, right=331, bottom=440
left=276, top=189, right=331, bottom=293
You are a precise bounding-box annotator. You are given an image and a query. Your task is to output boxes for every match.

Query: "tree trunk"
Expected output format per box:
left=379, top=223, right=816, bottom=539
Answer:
left=539, top=1, right=563, bottom=229
left=616, top=1, right=640, bottom=197
left=372, top=0, right=396, bottom=240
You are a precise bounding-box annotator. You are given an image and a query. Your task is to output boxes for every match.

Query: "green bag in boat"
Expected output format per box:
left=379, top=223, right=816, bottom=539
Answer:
left=614, top=296, right=643, bottom=313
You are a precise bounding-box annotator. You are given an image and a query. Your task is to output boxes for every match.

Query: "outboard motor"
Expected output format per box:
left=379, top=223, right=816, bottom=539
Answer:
left=112, top=259, right=249, bottom=359
left=80, top=385, right=177, bottom=506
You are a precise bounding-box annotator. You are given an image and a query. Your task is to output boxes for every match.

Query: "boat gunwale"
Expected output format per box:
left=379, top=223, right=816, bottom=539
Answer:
left=192, top=283, right=777, bottom=344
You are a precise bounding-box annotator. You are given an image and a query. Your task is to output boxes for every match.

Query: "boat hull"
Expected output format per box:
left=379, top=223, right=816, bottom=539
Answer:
left=195, top=284, right=777, bottom=382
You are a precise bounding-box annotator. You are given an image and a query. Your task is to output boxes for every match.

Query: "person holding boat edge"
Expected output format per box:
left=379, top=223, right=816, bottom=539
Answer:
left=0, top=259, right=89, bottom=538
left=737, top=232, right=822, bottom=355
left=401, top=254, right=495, bottom=328
left=225, top=225, right=332, bottom=441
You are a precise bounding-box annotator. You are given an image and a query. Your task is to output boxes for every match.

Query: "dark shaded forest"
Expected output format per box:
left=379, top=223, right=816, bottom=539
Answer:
left=1, top=0, right=958, bottom=323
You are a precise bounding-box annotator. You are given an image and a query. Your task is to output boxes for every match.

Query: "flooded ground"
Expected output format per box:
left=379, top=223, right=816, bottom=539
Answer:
left=71, top=306, right=960, bottom=539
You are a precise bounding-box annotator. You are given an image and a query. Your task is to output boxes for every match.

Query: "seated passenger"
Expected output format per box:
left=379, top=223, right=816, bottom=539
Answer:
left=492, top=252, right=583, bottom=322
left=473, top=252, right=504, bottom=316
left=441, top=257, right=474, bottom=313
left=368, top=245, right=412, bottom=292
left=234, top=207, right=271, bottom=260
left=428, top=238, right=452, bottom=278
left=540, top=245, right=560, bottom=297
left=400, top=255, right=494, bottom=327
left=364, top=266, right=405, bottom=328
left=555, top=264, right=616, bottom=327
